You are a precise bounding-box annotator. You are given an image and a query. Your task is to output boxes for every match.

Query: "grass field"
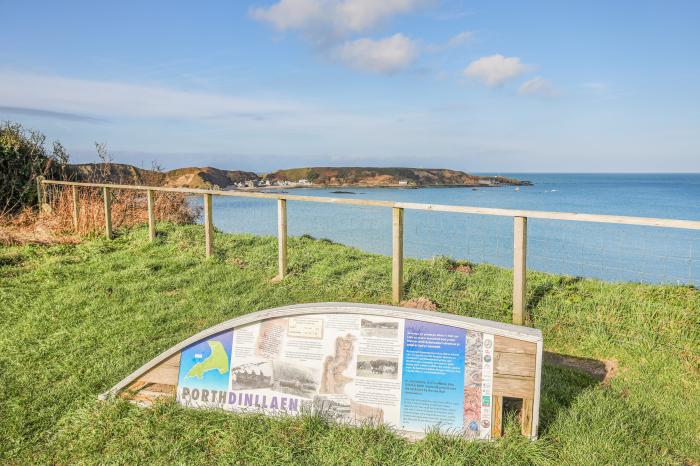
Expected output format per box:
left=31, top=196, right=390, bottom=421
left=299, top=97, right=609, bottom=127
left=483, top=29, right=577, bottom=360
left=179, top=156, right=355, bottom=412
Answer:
left=1, top=223, right=698, bottom=465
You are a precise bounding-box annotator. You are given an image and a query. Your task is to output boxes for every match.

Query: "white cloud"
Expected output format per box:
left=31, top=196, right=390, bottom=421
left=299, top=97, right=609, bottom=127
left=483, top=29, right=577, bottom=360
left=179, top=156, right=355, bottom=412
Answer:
left=518, top=76, right=559, bottom=97
left=334, top=34, right=417, bottom=74
left=448, top=30, right=473, bottom=47
left=0, top=71, right=301, bottom=120
left=464, top=54, right=533, bottom=87
left=250, top=0, right=325, bottom=32
left=251, top=0, right=428, bottom=38
left=336, top=0, right=426, bottom=33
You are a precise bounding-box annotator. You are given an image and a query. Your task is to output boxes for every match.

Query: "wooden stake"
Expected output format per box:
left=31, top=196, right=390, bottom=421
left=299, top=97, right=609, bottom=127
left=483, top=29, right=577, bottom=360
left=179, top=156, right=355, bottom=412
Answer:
left=204, top=194, right=213, bottom=257
left=147, top=190, right=156, bottom=241
left=277, top=199, right=288, bottom=279
left=103, top=187, right=112, bottom=239
left=392, top=207, right=404, bottom=305
left=491, top=395, right=504, bottom=437
left=71, top=186, right=79, bottom=230
left=513, top=216, right=527, bottom=325
left=521, top=398, right=534, bottom=437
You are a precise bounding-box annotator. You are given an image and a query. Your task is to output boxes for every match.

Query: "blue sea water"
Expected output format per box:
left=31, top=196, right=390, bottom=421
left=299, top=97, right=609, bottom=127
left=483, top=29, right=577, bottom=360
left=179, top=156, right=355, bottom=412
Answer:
left=201, top=174, right=700, bottom=286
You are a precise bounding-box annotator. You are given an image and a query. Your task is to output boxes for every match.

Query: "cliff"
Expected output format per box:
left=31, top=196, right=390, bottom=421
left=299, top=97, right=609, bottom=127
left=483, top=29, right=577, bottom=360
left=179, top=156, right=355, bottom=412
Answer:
left=66, top=164, right=259, bottom=189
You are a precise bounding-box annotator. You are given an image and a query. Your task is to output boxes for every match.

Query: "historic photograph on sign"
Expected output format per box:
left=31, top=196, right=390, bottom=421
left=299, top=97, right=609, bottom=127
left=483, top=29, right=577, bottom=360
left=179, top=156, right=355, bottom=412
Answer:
left=356, top=355, right=399, bottom=379
left=360, top=318, right=399, bottom=338
left=231, top=361, right=273, bottom=390
left=313, top=395, right=351, bottom=420
left=271, top=361, right=319, bottom=397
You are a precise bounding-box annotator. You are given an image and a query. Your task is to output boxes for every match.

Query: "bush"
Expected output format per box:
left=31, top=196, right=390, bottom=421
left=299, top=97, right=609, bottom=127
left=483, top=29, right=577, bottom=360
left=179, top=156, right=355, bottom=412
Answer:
left=0, top=123, right=198, bottom=245
left=0, top=121, right=68, bottom=215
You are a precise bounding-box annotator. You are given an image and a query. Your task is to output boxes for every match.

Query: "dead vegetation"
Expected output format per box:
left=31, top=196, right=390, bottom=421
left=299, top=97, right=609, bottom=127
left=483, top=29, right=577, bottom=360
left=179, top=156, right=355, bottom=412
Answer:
left=0, top=186, right=198, bottom=246
left=1, top=146, right=199, bottom=246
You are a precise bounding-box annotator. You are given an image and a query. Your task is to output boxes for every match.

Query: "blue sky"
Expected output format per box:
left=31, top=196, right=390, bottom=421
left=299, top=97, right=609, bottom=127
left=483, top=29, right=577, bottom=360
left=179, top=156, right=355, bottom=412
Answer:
left=1, top=0, right=698, bottom=172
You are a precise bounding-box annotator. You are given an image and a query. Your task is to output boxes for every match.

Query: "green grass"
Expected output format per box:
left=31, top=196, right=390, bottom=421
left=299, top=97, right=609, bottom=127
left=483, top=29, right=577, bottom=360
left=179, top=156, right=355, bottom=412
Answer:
left=1, top=224, right=698, bottom=465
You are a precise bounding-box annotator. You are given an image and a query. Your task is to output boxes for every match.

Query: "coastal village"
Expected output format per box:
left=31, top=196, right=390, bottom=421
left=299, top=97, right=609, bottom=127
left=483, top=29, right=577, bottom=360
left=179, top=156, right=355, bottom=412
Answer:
left=231, top=178, right=313, bottom=189
left=225, top=175, right=520, bottom=190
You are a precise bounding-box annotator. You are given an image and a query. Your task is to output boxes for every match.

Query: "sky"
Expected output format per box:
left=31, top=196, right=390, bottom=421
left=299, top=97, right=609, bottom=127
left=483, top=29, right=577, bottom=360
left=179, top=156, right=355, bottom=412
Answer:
left=0, top=0, right=699, bottom=173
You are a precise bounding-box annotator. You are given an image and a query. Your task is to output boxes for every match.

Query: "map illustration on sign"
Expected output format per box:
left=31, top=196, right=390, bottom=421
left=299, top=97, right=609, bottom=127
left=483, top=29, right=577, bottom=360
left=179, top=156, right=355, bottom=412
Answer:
left=186, top=340, right=229, bottom=379
left=178, top=330, right=233, bottom=400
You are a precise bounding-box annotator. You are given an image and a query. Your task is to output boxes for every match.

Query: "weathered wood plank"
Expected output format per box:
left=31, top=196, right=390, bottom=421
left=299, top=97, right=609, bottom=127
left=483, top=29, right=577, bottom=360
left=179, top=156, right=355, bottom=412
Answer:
left=493, top=374, right=535, bottom=399
left=495, top=335, right=537, bottom=354
left=494, top=351, right=536, bottom=378
left=521, top=398, right=534, bottom=437
left=123, top=353, right=181, bottom=392
left=491, top=395, right=503, bottom=437
left=127, top=387, right=176, bottom=403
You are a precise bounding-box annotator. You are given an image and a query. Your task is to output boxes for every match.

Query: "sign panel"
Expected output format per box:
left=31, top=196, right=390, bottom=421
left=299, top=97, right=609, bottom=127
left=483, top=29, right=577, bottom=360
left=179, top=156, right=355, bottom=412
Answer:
left=103, top=303, right=542, bottom=440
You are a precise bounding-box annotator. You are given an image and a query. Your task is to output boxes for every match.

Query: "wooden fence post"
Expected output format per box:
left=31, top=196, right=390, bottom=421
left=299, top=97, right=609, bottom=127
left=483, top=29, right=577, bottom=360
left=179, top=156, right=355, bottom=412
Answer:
left=277, top=199, right=288, bottom=279
left=36, top=176, right=45, bottom=212
left=147, top=189, right=156, bottom=241
left=513, top=216, right=527, bottom=325
left=392, top=207, right=404, bottom=305
left=71, top=186, right=79, bottom=230
left=204, top=194, right=213, bottom=257
left=103, top=187, right=112, bottom=239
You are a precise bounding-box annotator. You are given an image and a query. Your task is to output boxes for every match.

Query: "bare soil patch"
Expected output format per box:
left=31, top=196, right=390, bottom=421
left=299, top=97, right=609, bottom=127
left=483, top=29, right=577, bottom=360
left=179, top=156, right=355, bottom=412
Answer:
left=400, top=297, right=438, bottom=311
left=545, top=351, right=618, bottom=383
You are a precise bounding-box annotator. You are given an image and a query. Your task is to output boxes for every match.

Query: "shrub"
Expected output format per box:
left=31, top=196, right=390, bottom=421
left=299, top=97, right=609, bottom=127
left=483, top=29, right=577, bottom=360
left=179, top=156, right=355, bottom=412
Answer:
left=0, top=121, right=68, bottom=215
left=0, top=125, right=199, bottom=244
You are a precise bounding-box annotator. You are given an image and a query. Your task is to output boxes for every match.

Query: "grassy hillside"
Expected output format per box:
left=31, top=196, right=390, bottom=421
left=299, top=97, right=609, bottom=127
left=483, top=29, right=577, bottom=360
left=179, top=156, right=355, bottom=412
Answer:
left=67, top=164, right=259, bottom=189
left=0, top=224, right=698, bottom=464
left=66, top=163, right=166, bottom=185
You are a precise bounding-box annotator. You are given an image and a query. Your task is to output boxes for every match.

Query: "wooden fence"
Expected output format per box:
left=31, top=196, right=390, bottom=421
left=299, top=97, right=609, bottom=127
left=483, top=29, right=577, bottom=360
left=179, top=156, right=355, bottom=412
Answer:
left=39, top=178, right=700, bottom=326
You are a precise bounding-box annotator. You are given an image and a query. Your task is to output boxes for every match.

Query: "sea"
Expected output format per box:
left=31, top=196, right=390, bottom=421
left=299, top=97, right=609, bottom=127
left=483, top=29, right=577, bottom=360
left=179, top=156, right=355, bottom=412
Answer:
left=200, top=174, right=700, bottom=286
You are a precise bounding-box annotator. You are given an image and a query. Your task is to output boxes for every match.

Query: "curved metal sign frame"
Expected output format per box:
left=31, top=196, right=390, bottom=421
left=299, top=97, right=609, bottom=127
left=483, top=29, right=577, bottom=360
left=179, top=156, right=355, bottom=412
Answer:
left=100, top=302, right=543, bottom=439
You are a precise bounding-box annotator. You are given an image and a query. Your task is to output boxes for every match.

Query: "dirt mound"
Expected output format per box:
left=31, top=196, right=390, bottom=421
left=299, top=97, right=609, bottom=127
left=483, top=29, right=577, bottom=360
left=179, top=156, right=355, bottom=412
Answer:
left=400, top=297, right=438, bottom=311
left=451, top=263, right=474, bottom=274
left=545, top=352, right=618, bottom=383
